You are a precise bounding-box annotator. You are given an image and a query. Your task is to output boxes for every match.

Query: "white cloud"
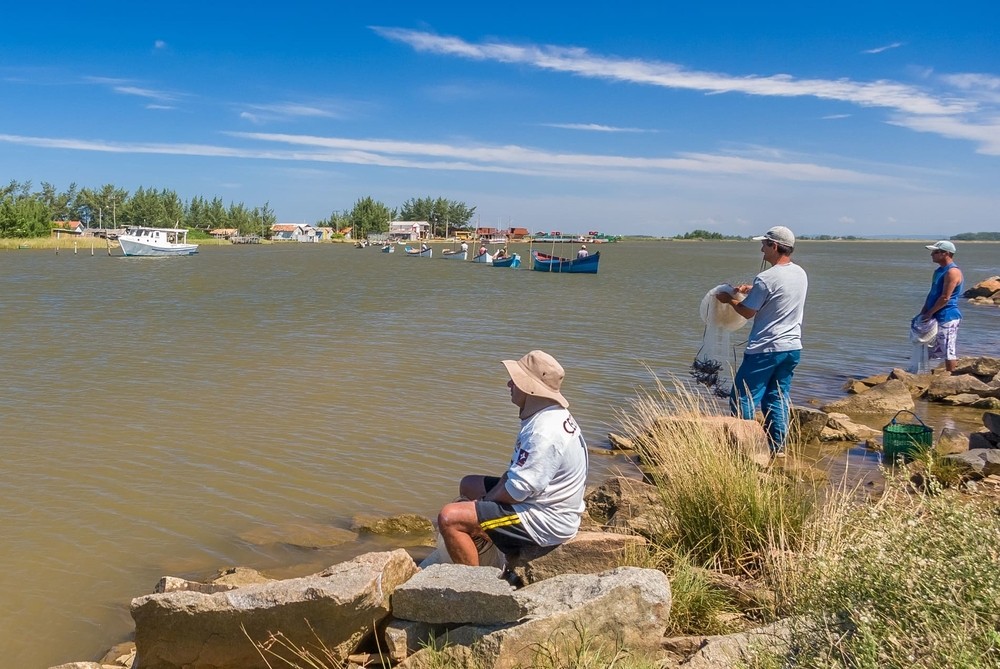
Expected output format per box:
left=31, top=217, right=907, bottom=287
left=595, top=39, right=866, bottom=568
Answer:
left=821, top=114, right=851, bottom=120
left=541, top=123, right=654, bottom=133
left=888, top=114, right=1000, bottom=155
left=862, top=42, right=904, bottom=54
left=0, top=131, right=898, bottom=186
left=154, top=40, right=167, bottom=50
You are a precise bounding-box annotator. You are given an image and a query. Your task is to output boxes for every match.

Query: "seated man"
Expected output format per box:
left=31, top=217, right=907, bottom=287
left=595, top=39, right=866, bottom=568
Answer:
left=437, top=350, right=589, bottom=567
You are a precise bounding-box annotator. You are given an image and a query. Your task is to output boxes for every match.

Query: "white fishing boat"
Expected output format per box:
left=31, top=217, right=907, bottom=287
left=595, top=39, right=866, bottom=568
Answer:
left=118, top=226, right=198, bottom=257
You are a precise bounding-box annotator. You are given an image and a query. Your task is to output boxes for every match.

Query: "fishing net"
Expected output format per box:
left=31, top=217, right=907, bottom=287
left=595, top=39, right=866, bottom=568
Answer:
left=907, top=315, right=937, bottom=374
left=692, top=284, right=750, bottom=397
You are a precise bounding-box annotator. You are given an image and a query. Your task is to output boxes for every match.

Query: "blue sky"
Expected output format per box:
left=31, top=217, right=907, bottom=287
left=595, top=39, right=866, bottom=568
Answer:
left=2, top=1, right=998, bottom=237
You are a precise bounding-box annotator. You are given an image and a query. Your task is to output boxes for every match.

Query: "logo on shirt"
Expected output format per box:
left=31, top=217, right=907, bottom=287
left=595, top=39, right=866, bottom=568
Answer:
left=563, top=417, right=579, bottom=435
left=515, top=447, right=530, bottom=466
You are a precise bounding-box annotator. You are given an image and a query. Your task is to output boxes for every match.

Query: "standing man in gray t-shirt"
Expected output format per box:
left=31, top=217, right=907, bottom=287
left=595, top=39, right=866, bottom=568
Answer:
left=715, top=226, right=808, bottom=454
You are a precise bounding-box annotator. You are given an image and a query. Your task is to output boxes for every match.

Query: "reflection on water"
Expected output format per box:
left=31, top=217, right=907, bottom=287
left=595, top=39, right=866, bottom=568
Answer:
left=1, top=240, right=997, bottom=667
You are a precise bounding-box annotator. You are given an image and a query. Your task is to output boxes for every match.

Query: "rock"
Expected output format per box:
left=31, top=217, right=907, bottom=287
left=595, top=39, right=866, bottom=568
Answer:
left=679, top=620, right=791, bottom=669
left=822, top=379, right=914, bottom=414
left=399, top=567, right=672, bottom=668
left=607, top=432, right=635, bottom=450
left=154, top=576, right=241, bottom=595
left=791, top=406, right=827, bottom=444
left=963, top=277, right=1000, bottom=299
left=824, top=413, right=880, bottom=441
left=98, top=641, right=136, bottom=667
left=860, top=373, right=890, bottom=386
left=941, top=393, right=987, bottom=406
left=936, top=428, right=970, bottom=456
left=985, top=412, right=1000, bottom=436
left=350, top=513, right=434, bottom=536
left=210, top=567, right=273, bottom=588
left=952, top=356, right=1000, bottom=378
left=689, top=567, right=776, bottom=613
left=47, top=664, right=118, bottom=669
left=507, top=531, right=649, bottom=585
left=652, top=415, right=770, bottom=468
left=584, top=475, right=666, bottom=538
left=383, top=618, right=451, bottom=664
left=842, top=379, right=871, bottom=394
left=969, top=430, right=1000, bottom=450
left=925, top=374, right=996, bottom=402
left=131, top=549, right=417, bottom=669
left=945, top=449, right=1000, bottom=479
left=391, top=564, right=523, bottom=625
left=972, top=397, right=1000, bottom=410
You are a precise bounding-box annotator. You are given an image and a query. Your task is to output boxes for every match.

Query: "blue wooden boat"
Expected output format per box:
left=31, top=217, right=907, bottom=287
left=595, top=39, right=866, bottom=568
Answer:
left=492, top=253, right=521, bottom=268
left=531, top=251, right=599, bottom=274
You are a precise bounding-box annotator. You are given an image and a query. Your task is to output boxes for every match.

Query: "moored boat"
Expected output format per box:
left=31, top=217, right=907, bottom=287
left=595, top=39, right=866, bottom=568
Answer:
left=441, top=249, right=468, bottom=260
left=472, top=250, right=493, bottom=264
left=491, top=253, right=521, bottom=268
left=381, top=244, right=395, bottom=253
left=531, top=251, right=600, bottom=274
left=404, top=245, right=433, bottom=258
left=118, top=226, right=198, bottom=257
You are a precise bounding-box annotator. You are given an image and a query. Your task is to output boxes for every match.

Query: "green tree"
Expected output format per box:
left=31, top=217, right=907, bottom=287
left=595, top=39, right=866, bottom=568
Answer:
left=347, top=197, right=396, bottom=238
left=399, top=196, right=475, bottom=237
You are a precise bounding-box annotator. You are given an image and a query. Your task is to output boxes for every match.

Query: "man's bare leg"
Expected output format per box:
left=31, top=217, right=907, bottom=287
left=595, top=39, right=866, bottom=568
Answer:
left=438, top=500, right=489, bottom=566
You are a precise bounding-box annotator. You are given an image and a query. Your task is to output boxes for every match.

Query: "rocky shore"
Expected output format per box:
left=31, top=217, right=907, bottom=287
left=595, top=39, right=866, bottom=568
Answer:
left=51, top=355, right=1000, bottom=669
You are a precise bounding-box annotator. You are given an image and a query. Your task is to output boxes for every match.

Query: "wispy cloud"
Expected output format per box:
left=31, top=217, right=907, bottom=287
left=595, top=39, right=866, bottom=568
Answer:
left=239, top=102, right=347, bottom=124
left=821, top=114, right=851, bottom=120
left=540, top=123, right=655, bottom=133
left=154, top=40, right=168, bottom=50
left=0, top=131, right=897, bottom=185
left=862, top=42, right=904, bottom=54
left=372, top=28, right=972, bottom=116
left=84, top=76, right=182, bottom=103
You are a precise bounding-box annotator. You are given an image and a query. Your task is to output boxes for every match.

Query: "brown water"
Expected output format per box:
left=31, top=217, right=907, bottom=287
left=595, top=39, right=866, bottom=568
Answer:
left=2, top=240, right=997, bottom=667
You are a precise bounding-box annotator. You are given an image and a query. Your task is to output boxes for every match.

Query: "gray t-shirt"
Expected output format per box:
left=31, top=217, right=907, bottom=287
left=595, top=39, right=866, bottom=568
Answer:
left=741, top=262, right=808, bottom=354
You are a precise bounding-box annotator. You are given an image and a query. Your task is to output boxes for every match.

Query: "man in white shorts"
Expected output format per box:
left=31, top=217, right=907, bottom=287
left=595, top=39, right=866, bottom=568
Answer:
left=437, top=350, right=589, bottom=568
left=920, top=241, right=964, bottom=373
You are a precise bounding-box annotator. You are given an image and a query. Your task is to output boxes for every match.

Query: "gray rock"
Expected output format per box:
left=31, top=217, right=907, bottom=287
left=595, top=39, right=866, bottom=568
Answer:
left=822, top=379, right=914, bottom=414
left=131, top=550, right=417, bottom=669
left=680, top=619, right=791, bottom=669
left=398, top=567, right=672, bottom=669
left=391, top=564, right=524, bottom=625
left=507, top=531, right=649, bottom=585
left=792, top=406, right=828, bottom=444
left=925, top=374, right=995, bottom=402
left=945, top=449, right=1000, bottom=479
left=984, top=412, right=1000, bottom=436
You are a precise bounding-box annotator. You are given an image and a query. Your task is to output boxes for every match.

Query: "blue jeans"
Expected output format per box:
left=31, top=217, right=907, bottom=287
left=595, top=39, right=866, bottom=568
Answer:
left=730, top=350, right=801, bottom=452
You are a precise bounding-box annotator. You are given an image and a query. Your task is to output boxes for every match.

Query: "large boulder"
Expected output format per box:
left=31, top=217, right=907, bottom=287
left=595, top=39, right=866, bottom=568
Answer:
left=397, top=567, right=672, bottom=669
left=678, top=620, right=792, bottom=669
left=925, top=374, right=997, bottom=401
left=952, top=356, right=1000, bottom=379
left=652, top=415, right=771, bottom=468
left=131, top=550, right=418, bottom=669
left=963, top=276, right=1000, bottom=299
left=822, top=379, right=914, bottom=414
left=985, top=412, right=1000, bottom=436
left=792, top=406, right=828, bottom=444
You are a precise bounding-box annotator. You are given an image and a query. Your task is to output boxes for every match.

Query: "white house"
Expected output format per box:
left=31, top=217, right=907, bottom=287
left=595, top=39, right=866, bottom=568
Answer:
left=388, top=221, right=430, bottom=241
left=271, top=223, right=319, bottom=242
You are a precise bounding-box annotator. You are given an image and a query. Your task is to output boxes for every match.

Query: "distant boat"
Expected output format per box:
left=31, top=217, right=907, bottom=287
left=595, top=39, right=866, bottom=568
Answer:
left=404, top=245, right=433, bottom=258
left=118, top=226, right=198, bottom=257
left=492, top=253, right=521, bottom=268
left=531, top=251, right=600, bottom=274
left=472, top=250, right=493, bottom=264
left=441, top=249, right=468, bottom=260
left=381, top=243, right=395, bottom=253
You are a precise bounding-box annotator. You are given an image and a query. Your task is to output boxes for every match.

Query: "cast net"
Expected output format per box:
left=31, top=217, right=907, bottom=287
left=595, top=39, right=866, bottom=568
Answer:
left=692, top=284, right=750, bottom=397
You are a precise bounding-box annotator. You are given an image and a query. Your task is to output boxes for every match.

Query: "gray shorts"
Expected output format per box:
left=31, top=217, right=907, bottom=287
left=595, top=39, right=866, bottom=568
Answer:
left=475, top=476, right=537, bottom=555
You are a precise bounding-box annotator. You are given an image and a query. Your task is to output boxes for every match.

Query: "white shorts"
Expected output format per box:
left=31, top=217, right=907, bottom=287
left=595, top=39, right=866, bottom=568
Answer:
left=929, top=319, right=960, bottom=361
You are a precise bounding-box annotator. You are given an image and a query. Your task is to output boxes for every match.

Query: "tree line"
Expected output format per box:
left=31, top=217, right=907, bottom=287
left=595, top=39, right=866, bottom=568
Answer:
left=0, top=181, right=477, bottom=240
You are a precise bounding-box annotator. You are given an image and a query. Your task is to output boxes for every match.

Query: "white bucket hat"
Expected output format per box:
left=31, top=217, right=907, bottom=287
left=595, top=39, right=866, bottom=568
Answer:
left=502, top=350, right=569, bottom=408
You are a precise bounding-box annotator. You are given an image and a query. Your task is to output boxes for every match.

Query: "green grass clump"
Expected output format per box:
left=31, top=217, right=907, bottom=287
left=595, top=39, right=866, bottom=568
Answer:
left=618, top=378, right=816, bottom=576
left=770, top=490, right=1000, bottom=668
